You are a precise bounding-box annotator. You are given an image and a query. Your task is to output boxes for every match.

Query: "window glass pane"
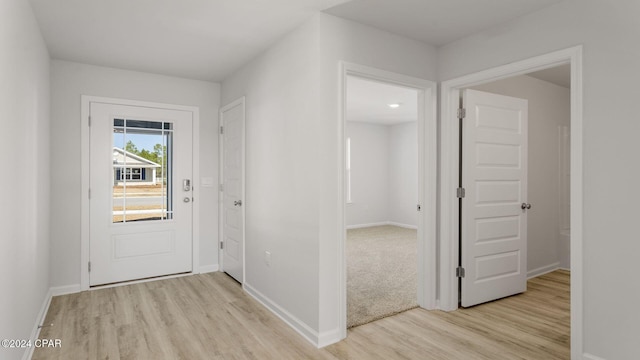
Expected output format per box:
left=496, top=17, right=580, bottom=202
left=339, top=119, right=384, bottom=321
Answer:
left=112, top=119, right=173, bottom=223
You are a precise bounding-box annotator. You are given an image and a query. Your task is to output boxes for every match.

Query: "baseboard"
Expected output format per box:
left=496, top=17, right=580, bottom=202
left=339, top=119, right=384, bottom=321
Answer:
left=317, top=328, right=342, bottom=348
left=527, top=262, right=561, bottom=279
left=346, top=221, right=389, bottom=230
left=583, top=353, right=606, bottom=360
left=22, top=288, right=53, bottom=360
left=199, top=264, right=219, bottom=273
left=346, top=221, right=418, bottom=230
left=50, top=284, right=81, bottom=296
left=387, top=221, right=418, bottom=230
left=243, top=282, right=320, bottom=348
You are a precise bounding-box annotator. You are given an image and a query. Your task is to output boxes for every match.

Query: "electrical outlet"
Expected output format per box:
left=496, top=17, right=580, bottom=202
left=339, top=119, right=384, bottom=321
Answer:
left=265, top=251, right=271, bottom=267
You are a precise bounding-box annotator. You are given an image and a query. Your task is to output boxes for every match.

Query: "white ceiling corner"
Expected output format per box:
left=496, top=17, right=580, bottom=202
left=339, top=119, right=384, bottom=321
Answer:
left=29, top=0, right=351, bottom=82
left=324, top=0, right=564, bottom=46
left=526, top=64, right=571, bottom=88
left=28, top=0, right=566, bottom=82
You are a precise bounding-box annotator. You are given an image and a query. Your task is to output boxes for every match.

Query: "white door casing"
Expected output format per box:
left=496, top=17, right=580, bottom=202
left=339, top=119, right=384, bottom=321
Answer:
left=461, top=89, right=528, bottom=307
left=89, top=102, right=193, bottom=286
left=219, top=98, right=245, bottom=283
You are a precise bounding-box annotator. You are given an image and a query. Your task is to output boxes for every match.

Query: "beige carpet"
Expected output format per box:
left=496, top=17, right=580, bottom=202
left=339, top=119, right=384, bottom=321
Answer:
left=347, top=225, right=418, bottom=328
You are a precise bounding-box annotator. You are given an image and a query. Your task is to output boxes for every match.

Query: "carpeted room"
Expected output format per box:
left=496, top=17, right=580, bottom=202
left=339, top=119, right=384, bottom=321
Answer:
left=345, top=75, right=420, bottom=327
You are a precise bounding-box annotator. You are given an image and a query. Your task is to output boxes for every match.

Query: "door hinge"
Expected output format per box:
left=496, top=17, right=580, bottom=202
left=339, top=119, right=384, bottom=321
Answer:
left=456, top=187, right=465, bottom=198
left=220, top=126, right=224, bottom=135
left=219, top=184, right=223, bottom=192
left=88, top=188, right=91, bottom=199
left=88, top=115, right=91, bottom=127
left=456, top=266, right=465, bottom=278
left=417, top=204, right=421, bottom=211
left=88, top=261, right=91, bottom=272
left=457, top=108, right=466, bottom=119
left=220, top=241, right=224, bottom=250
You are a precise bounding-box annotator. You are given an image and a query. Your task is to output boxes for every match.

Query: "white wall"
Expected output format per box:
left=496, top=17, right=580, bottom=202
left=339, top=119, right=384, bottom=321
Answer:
left=346, top=122, right=390, bottom=227
left=471, top=75, right=570, bottom=276
left=222, top=12, right=436, bottom=345
left=388, top=122, right=418, bottom=228
left=50, top=60, right=220, bottom=288
left=221, top=17, right=322, bottom=336
left=439, top=1, right=640, bottom=358
left=346, top=121, right=417, bottom=229
left=316, top=12, right=437, bottom=340
left=0, top=0, right=50, bottom=359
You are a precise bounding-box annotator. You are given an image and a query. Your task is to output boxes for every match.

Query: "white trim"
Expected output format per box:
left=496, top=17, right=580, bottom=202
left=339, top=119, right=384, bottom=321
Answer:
left=583, top=353, right=607, bottom=360
left=218, top=97, right=246, bottom=283
left=244, top=282, right=321, bottom=348
left=50, top=284, right=81, bottom=296
left=338, top=62, right=438, bottom=341
left=527, top=263, right=561, bottom=279
left=22, top=289, right=53, bottom=360
left=387, top=222, right=418, bottom=230
left=199, top=264, right=219, bottom=273
left=317, top=328, right=342, bottom=348
left=345, top=221, right=417, bottom=230
left=438, top=46, right=583, bottom=359
left=345, top=221, right=389, bottom=230
left=80, top=96, right=200, bottom=291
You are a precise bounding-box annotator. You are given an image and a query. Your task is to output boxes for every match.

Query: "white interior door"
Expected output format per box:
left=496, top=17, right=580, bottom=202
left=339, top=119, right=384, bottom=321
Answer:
left=89, top=102, right=193, bottom=286
left=461, top=89, right=528, bottom=307
left=220, top=98, right=245, bottom=283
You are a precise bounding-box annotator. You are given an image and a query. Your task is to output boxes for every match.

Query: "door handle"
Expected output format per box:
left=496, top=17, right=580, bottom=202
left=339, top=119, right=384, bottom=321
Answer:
left=234, top=200, right=242, bottom=207
left=521, top=203, right=532, bottom=210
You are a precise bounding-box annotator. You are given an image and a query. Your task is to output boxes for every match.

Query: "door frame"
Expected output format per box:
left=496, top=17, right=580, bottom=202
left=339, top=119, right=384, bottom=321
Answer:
left=338, top=62, right=438, bottom=336
left=80, top=96, right=200, bottom=291
left=218, top=97, right=246, bottom=284
left=439, top=46, right=583, bottom=357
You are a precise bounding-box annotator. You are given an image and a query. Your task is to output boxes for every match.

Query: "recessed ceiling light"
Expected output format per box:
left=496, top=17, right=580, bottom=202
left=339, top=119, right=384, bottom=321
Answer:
left=388, top=103, right=401, bottom=108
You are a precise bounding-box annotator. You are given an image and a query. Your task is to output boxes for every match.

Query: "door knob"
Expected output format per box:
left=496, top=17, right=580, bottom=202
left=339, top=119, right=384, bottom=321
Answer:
left=234, top=200, right=242, bottom=207
left=184, top=197, right=191, bottom=203
left=521, top=203, right=531, bottom=210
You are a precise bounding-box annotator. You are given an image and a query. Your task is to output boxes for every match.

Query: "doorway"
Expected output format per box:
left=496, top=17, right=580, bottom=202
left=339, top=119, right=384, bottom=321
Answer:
left=219, top=97, right=246, bottom=284
left=339, top=62, right=437, bottom=336
left=345, top=75, right=420, bottom=327
left=84, top=98, right=198, bottom=287
left=439, top=46, right=583, bottom=357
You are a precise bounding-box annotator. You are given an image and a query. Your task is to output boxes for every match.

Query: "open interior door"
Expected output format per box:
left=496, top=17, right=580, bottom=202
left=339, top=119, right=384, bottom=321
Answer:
left=460, top=89, right=529, bottom=307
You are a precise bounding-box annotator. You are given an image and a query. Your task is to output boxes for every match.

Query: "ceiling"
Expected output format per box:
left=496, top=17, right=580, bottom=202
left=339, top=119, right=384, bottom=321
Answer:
left=527, top=64, right=571, bottom=88
left=28, top=0, right=349, bottom=82
left=347, top=76, right=418, bottom=125
left=29, top=0, right=565, bottom=82
left=324, top=0, right=564, bottom=46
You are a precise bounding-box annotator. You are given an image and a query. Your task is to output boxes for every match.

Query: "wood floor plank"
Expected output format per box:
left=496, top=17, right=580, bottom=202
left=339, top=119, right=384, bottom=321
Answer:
left=33, top=270, right=569, bottom=360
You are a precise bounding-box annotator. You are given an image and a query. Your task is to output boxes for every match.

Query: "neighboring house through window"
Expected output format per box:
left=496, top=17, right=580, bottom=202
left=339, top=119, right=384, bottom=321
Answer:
left=112, top=147, right=161, bottom=185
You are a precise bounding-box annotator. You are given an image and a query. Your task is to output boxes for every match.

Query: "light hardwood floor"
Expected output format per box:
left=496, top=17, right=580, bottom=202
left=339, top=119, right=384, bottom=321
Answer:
left=33, top=270, right=569, bottom=360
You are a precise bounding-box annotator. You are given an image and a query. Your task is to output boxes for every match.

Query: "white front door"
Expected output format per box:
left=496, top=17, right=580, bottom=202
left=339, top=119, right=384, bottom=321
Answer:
left=89, top=102, right=193, bottom=286
left=460, top=89, right=528, bottom=307
left=220, top=98, right=245, bottom=283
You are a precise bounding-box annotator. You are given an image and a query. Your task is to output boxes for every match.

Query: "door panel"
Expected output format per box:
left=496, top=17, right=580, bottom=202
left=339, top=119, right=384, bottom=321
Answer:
left=89, top=102, right=193, bottom=286
left=220, top=99, right=245, bottom=283
left=461, top=89, right=528, bottom=307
